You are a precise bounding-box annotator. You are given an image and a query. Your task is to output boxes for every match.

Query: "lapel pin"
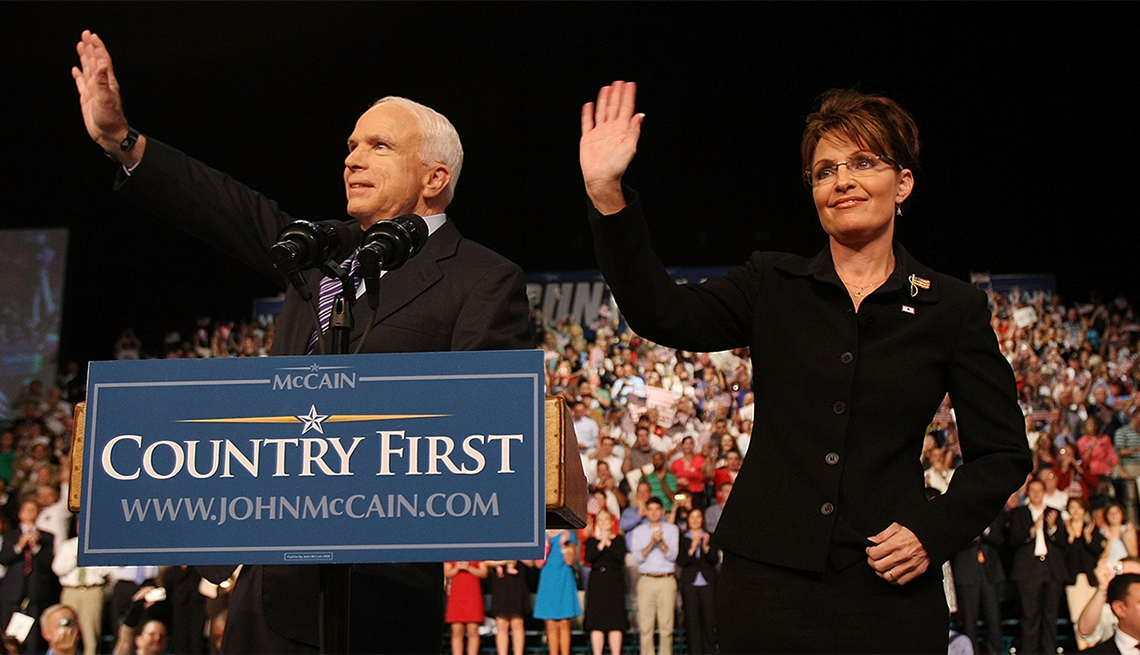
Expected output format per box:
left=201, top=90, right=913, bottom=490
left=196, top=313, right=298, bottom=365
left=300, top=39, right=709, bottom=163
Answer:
left=908, top=274, right=931, bottom=298
left=902, top=305, right=915, bottom=315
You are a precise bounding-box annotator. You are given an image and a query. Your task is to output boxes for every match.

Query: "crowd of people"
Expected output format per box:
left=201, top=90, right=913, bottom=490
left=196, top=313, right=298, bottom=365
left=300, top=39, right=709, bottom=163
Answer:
left=110, top=319, right=276, bottom=362
left=0, top=284, right=1136, bottom=654
left=1, top=371, right=229, bottom=655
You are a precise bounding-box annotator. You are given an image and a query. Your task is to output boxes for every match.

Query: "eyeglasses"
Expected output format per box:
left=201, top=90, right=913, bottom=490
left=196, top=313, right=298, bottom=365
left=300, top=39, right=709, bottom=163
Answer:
left=804, top=153, right=898, bottom=187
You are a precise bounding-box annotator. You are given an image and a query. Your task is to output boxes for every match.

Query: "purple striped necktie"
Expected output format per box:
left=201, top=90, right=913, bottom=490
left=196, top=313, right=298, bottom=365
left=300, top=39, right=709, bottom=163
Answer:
left=306, top=250, right=360, bottom=354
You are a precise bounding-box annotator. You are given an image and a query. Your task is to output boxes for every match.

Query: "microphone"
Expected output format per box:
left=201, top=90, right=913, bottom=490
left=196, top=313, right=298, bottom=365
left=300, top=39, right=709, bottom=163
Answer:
left=270, top=220, right=360, bottom=301
left=357, top=214, right=430, bottom=309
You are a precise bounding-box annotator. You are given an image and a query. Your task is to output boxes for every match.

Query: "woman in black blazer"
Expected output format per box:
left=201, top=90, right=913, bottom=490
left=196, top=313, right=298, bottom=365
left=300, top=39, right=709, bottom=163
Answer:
left=676, top=507, right=719, bottom=655
left=579, top=82, right=1033, bottom=653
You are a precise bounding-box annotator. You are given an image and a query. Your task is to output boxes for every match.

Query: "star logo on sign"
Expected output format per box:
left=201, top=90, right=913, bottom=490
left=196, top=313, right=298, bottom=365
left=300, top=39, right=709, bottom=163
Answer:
left=309, top=363, right=321, bottom=372
left=296, top=405, right=329, bottom=434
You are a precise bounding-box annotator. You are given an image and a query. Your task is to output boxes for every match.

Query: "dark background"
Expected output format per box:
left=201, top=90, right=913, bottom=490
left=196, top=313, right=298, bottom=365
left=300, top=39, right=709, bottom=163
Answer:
left=2, top=2, right=1136, bottom=368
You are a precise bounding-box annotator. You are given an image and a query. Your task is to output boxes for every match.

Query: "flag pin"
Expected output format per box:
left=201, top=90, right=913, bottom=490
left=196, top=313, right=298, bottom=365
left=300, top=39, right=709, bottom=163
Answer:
left=902, top=305, right=915, bottom=315
left=908, top=274, right=931, bottom=298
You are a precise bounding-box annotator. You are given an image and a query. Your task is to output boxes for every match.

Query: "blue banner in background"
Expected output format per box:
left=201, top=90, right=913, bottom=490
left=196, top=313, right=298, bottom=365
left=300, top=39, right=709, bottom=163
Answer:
left=525, top=267, right=732, bottom=332
left=80, top=350, right=545, bottom=565
left=971, top=272, right=1056, bottom=305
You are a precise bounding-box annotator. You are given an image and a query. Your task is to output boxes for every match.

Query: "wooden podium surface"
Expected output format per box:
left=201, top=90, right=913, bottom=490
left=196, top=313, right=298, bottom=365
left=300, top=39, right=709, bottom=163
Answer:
left=544, top=396, right=589, bottom=529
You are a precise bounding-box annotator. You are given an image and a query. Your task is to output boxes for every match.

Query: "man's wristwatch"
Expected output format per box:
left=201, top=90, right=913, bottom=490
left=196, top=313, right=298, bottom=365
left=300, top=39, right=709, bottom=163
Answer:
left=105, top=126, right=139, bottom=160
left=119, top=126, right=140, bottom=151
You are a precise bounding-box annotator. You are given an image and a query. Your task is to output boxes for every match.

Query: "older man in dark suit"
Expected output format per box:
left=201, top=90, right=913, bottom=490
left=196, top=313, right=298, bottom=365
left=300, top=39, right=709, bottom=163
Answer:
left=73, top=30, right=531, bottom=654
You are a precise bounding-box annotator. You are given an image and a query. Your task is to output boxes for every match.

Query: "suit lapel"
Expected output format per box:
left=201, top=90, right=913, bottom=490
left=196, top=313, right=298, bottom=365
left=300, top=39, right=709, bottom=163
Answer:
left=346, top=220, right=461, bottom=347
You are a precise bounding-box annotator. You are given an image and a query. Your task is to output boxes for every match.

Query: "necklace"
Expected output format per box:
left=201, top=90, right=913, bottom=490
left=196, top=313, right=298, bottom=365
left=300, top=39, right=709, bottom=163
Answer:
left=843, top=279, right=886, bottom=299
left=837, top=255, right=895, bottom=299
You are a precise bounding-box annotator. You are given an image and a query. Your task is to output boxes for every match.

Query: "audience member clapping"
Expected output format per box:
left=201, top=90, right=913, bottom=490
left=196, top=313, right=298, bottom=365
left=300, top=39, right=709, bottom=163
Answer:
left=676, top=507, right=718, bottom=655
left=583, top=509, right=627, bottom=655
left=1101, top=502, right=1139, bottom=566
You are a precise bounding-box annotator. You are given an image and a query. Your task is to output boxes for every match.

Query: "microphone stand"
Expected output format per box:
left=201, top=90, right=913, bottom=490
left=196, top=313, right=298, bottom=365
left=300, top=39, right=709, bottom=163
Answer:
left=317, top=259, right=356, bottom=357
left=313, top=258, right=355, bottom=654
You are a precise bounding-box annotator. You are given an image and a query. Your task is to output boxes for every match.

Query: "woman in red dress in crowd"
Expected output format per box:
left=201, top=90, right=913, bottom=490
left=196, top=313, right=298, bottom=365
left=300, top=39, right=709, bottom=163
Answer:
left=1077, top=417, right=1127, bottom=497
left=671, top=436, right=709, bottom=510
left=445, top=561, right=489, bottom=655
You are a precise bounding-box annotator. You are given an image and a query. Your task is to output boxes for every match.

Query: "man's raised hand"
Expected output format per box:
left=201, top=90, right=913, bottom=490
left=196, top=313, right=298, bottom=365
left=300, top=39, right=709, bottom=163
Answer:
left=580, top=81, right=644, bottom=215
left=71, top=30, right=144, bottom=166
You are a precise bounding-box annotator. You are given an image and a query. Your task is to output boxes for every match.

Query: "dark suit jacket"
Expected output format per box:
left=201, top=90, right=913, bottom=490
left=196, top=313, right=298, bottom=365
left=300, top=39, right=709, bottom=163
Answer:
left=1085, top=635, right=1124, bottom=653
left=676, top=531, right=720, bottom=587
left=1008, top=505, right=1070, bottom=583
left=0, top=527, right=55, bottom=605
left=589, top=190, right=1032, bottom=574
left=951, top=511, right=1007, bottom=586
left=116, top=139, right=532, bottom=651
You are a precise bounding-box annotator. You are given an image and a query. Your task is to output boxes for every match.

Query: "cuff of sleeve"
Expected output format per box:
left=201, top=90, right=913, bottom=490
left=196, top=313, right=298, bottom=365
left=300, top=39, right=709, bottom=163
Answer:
left=587, top=186, right=640, bottom=220
left=114, top=137, right=172, bottom=191
left=587, top=186, right=648, bottom=248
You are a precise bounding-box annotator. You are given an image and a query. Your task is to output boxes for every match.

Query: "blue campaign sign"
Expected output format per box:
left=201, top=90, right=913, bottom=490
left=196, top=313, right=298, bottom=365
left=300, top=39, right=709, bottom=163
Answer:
left=79, top=350, right=545, bottom=566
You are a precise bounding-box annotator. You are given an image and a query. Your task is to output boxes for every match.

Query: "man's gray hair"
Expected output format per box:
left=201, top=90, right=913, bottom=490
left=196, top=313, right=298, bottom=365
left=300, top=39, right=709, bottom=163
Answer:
left=371, top=96, right=464, bottom=205
left=40, top=603, right=75, bottom=628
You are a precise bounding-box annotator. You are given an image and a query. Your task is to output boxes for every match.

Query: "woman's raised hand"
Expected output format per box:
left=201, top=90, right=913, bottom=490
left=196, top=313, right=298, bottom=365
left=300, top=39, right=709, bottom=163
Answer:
left=580, top=81, right=645, bottom=215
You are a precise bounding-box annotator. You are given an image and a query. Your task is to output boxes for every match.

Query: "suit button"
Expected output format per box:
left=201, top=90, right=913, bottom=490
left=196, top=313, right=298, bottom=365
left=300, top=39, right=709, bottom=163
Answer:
left=840, top=352, right=854, bottom=364
left=832, top=401, right=846, bottom=414
left=821, top=502, right=835, bottom=516
left=825, top=452, right=840, bottom=465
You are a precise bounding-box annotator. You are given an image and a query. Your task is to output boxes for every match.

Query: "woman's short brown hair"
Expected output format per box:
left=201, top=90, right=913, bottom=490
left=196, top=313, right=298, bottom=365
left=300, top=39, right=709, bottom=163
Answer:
left=801, top=89, right=921, bottom=178
left=1067, top=495, right=1090, bottom=517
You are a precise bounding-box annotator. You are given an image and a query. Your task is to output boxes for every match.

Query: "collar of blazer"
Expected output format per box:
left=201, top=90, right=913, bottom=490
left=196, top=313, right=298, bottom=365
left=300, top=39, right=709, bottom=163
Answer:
left=772, top=242, right=942, bottom=303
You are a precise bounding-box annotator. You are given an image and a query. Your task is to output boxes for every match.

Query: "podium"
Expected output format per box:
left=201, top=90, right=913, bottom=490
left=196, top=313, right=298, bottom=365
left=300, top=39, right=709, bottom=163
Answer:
left=69, top=351, right=588, bottom=653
